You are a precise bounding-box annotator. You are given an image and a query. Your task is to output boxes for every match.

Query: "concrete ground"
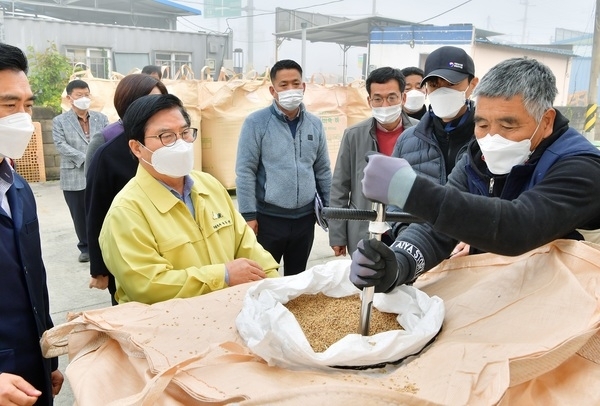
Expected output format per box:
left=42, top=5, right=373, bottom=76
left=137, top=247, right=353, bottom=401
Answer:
left=30, top=180, right=338, bottom=405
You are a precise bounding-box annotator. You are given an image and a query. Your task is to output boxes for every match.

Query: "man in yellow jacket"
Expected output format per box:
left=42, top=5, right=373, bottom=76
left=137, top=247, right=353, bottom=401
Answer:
left=99, top=94, right=279, bottom=304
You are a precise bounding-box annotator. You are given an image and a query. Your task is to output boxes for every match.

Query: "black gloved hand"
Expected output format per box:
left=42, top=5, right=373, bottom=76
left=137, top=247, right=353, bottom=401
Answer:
left=350, top=238, right=400, bottom=293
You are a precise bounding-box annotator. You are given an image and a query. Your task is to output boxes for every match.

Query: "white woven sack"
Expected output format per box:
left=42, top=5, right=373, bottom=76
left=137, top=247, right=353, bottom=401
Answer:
left=236, top=259, right=444, bottom=369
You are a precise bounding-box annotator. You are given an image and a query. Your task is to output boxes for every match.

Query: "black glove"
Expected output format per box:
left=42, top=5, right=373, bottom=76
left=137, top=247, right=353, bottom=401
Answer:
left=350, top=239, right=400, bottom=293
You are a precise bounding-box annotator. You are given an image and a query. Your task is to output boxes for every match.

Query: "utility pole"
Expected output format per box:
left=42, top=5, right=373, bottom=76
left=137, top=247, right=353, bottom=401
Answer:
left=520, top=0, right=529, bottom=43
left=0, top=11, right=4, bottom=42
left=246, top=0, right=254, bottom=70
left=585, top=0, right=600, bottom=140
left=301, top=22, right=307, bottom=71
left=372, top=0, right=377, bottom=15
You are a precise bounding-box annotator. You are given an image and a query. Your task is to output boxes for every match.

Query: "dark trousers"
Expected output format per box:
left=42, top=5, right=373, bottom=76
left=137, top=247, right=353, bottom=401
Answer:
left=257, top=212, right=315, bottom=276
left=63, top=190, right=88, bottom=253
left=108, top=276, right=118, bottom=306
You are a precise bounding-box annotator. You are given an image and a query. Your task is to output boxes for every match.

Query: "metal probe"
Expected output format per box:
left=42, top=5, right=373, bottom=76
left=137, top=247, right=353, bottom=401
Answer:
left=358, top=202, right=386, bottom=336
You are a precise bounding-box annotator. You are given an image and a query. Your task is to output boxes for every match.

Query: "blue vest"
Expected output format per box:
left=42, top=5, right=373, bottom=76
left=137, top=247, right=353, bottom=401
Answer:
left=466, top=128, right=600, bottom=199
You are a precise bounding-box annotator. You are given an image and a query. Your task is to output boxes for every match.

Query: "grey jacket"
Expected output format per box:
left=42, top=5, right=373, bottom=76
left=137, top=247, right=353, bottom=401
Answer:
left=52, top=109, right=109, bottom=191
left=328, top=112, right=418, bottom=253
left=235, top=101, right=332, bottom=220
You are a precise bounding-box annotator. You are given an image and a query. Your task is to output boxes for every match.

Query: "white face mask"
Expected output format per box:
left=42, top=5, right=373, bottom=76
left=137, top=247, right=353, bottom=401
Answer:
left=0, top=112, right=35, bottom=159
left=404, top=89, right=426, bottom=112
left=276, top=89, right=304, bottom=111
left=427, top=86, right=468, bottom=120
left=140, top=139, right=195, bottom=178
left=477, top=121, right=541, bottom=175
left=72, top=96, right=91, bottom=110
left=372, top=104, right=403, bottom=125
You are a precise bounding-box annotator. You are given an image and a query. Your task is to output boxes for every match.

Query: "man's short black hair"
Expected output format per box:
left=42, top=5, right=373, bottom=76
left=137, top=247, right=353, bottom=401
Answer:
left=366, top=67, right=406, bottom=95
left=141, top=65, right=162, bottom=79
left=123, top=94, right=190, bottom=145
left=401, top=66, right=424, bottom=78
left=66, top=79, right=90, bottom=95
left=270, top=59, right=302, bottom=83
left=0, top=43, right=28, bottom=74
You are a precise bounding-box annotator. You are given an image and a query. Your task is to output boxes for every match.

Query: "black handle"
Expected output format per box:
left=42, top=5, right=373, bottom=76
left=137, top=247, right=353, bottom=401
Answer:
left=321, top=207, right=423, bottom=223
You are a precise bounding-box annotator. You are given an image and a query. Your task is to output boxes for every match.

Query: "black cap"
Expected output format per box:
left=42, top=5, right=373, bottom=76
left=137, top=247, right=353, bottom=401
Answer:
left=421, top=46, right=475, bottom=85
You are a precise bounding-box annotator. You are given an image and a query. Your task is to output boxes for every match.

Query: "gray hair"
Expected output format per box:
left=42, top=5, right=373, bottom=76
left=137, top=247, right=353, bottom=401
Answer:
left=473, top=58, right=557, bottom=121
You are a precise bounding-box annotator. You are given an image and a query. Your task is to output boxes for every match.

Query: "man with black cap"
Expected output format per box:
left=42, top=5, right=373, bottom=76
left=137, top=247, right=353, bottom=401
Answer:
left=389, top=46, right=478, bottom=256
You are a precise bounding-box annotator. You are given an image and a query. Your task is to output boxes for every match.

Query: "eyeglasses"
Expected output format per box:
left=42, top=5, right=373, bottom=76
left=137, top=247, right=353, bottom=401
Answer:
left=145, top=128, right=198, bottom=147
left=370, top=94, right=401, bottom=106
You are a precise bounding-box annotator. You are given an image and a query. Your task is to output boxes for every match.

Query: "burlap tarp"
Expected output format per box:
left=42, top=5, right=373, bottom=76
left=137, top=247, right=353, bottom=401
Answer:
left=42, top=240, right=600, bottom=405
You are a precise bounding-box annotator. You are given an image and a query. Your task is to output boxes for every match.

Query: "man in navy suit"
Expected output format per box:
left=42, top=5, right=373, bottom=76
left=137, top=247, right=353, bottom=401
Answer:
left=0, top=43, right=63, bottom=405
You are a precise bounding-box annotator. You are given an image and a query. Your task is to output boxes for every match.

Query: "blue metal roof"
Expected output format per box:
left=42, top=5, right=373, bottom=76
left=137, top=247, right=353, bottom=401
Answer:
left=475, top=39, right=575, bottom=57
left=0, top=0, right=200, bottom=28
left=370, top=24, right=475, bottom=45
left=276, top=18, right=502, bottom=48
left=152, top=0, right=201, bottom=15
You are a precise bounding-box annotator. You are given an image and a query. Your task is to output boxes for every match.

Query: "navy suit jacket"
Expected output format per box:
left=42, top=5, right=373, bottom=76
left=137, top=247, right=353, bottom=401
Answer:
left=0, top=169, right=57, bottom=403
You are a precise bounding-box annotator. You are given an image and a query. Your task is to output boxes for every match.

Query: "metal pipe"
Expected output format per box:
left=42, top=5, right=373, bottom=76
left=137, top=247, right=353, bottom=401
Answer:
left=358, top=202, right=386, bottom=336
left=321, top=207, right=422, bottom=223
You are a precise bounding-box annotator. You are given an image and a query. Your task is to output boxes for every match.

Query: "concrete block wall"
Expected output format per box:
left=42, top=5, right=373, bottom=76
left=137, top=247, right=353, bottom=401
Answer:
left=32, top=106, right=60, bottom=181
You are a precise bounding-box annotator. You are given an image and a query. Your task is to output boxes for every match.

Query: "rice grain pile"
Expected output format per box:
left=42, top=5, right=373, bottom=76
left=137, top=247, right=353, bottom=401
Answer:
left=284, top=293, right=402, bottom=352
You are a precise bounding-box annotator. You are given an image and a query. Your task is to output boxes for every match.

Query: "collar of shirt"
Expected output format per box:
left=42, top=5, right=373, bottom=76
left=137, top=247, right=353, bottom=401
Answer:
left=0, top=159, right=15, bottom=217
left=157, top=174, right=196, bottom=218
left=76, top=111, right=90, bottom=123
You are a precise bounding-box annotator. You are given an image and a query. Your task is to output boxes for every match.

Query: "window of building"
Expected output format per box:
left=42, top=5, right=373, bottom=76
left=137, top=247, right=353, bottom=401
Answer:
left=154, top=52, right=192, bottom=79
left=114, top=53, right=150, bottom=76
left=65, top=47, right=112, bottom=79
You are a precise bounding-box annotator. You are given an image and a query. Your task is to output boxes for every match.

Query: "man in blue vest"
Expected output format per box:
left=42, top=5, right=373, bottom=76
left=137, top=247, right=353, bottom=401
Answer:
left=0, top=43, right=63, bottom=405
left=349, top=57, right=600, bottom=293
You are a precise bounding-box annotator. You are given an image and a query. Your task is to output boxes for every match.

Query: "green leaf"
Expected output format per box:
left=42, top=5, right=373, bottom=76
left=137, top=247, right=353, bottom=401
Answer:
left=27, top=41, right=72, bottom=113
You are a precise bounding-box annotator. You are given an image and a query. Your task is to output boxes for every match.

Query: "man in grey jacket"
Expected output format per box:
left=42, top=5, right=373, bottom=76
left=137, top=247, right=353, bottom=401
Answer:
left=329, top=67, right=418, bottom=256
left=52, top=80, right=109, bottom=262
left=235, top=59, right=331, bottom=276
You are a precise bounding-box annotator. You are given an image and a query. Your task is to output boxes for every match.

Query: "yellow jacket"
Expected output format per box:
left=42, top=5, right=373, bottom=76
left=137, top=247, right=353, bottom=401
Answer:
left=99, top=166, right=280, bottom=304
